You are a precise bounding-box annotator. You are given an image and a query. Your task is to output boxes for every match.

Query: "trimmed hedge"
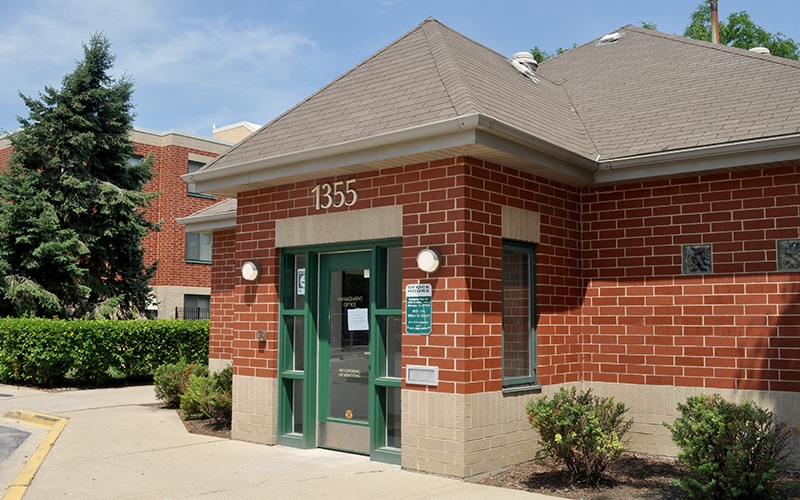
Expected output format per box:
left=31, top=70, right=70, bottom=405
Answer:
left=0, top=318, right=209, bottom=386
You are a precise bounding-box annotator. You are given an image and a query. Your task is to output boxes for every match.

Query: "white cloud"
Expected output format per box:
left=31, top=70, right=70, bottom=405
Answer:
left=0, top=1, right=319, bottom=134
left=121, top=18, right=315, bottom=84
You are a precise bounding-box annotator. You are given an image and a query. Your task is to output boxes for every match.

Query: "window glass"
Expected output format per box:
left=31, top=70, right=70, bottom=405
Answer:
left=183, top=294, right=210, bottom=320
left=187, top=160, right=213, bottom=198
left=186, top=232, right=212, bottom=263
left=380, top=316, right=402, bottom=378
left=287, top=316, right=305, bottom=371
left=293, top=254, right=306, bottom=310
left=292, top=380, right=304, bottom=434
left=385, top=247, right=402, bottom=309
left=502, top=243, right=536, bottom=386
left=386, top=387, right=401, bottom=449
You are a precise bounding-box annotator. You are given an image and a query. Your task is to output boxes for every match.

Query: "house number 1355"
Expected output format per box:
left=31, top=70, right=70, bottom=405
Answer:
left=311, top=179, right=358, bottom=210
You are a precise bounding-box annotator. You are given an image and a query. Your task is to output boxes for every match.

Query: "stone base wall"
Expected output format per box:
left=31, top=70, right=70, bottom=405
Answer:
left=231, top=375, right=277, bottom=445
left=402, top=389, right=542, bottom=478
left=400, top=383, right=800, bottom=478
left=151, top=285, right=211, bottom=319
left=209, top=358, right=232, bottom=374
left=587, top=382, right=800, bottom=459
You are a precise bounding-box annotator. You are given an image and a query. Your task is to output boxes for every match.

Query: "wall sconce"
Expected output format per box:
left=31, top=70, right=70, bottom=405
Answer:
left=241, top=261, right=261, bottom=281
left=416, top=248, right=442, bottom=273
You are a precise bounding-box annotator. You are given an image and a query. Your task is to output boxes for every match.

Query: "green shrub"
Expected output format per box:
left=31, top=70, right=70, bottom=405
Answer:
left=665, top=393, right=798, bottom=500
left=0, top=318, right=209, bottom=386
left=153, top=360, right=208, bottom=408
left=525, top=387, right=633, bottom=485
left=180, top=366, right=233, bottom=424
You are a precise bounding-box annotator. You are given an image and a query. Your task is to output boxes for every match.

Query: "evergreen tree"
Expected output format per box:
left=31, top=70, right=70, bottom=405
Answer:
left=0, top=33, right=159, bottom=318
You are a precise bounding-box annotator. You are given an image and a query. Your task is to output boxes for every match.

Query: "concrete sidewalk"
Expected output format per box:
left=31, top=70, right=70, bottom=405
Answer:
left=0, top=384, right=559, bottom=499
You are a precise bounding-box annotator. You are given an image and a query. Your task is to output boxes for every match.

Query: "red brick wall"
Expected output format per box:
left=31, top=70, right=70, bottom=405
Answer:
left=135, top=142, right=221, bottom=288
left=216, top=156, right=584, bottom=392
left=582, top=166, right=800, bottom=392
left=210, top=228, right=237, bottom=361
left=0, top=143, right=11, bottom=173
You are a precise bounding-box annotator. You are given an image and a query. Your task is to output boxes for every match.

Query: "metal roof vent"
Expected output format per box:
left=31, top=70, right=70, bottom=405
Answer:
left=749, top=46, right=771, bottom=55
left=598, top=32, right=622, bottom=45
left=510, top=51, right=538, bottom=82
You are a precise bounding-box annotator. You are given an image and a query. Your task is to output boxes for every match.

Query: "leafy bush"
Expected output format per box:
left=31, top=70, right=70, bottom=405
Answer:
left=525, top=387, right=633, bottom=485
left=180, top=366, right=233, bottom=424
left=665, top=393, right=798, bottom=500
left=0, top=318, right=208, bottom=386
left=153, top=360, right=208, bottom=408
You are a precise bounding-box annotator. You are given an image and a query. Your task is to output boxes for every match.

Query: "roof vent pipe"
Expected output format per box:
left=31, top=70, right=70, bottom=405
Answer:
left=510, top=52, right=539, bottom=81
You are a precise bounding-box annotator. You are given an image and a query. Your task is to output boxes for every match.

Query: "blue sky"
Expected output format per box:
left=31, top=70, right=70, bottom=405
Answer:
left=2, top=1, right=799, bottom=137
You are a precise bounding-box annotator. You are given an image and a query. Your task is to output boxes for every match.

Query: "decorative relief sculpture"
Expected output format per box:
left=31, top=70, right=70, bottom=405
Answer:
left=683, top=244, right=712, bottom=274
left=777, top=239, right=800, bottom=271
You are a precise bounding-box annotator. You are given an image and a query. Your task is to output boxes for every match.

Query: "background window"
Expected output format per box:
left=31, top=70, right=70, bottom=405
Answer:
left=182, top=295, right=210, bottom=320
left=186, top=232, right=212, bottom=263
left=502, top=242, right=536, bottom=387
left=187, top=160, right=214, bottom=198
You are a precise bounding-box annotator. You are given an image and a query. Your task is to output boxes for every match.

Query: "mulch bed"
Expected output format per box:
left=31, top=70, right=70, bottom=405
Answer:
left=177, top=411, right=231, bottom=439
left=480, top=453, right=800, bottom=500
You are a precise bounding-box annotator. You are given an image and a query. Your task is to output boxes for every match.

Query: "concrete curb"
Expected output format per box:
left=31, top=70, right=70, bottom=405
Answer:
left=1, top=410, right=68, bottom=500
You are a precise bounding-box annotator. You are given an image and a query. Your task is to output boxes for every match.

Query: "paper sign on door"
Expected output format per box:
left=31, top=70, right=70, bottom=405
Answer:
left=347, top=308, right=369, bottom=331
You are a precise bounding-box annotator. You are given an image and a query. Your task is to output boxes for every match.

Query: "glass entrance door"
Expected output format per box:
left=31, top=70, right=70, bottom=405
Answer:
left=318, top=251, right=372, bottom=454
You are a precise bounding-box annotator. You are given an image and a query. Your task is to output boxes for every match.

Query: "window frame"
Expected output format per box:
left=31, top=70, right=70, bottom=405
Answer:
left=501, top=240, right=538, bottom=389
left=187, top=160, right=215, bottom=199
left=182, top=294, right=210, bottom=320
left=185, top=232, right=213, bottom=264
left=276, top=240, right=402, bottom=465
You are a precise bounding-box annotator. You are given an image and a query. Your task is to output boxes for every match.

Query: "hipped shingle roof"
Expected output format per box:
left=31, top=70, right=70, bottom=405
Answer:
left=188, top=18, right=800, bottom=196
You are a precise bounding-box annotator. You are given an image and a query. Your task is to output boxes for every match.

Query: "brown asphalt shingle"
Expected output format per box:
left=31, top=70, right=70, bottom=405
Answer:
left=201, top=18, right=593, bottom=174
left=539, top=26, right=800, bottom=160
left=200, top=19, right=800, bottom=176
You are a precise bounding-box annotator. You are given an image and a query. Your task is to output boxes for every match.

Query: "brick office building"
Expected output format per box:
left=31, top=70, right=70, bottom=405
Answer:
left=1, top=126, right=242, bottom=318
left=181, top=19, right=800, bottom=477
left=130, top=127, right=233, bottom=318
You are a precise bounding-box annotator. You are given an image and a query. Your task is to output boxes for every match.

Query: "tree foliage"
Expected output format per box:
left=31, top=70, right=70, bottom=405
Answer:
left=0, top=33, right=159, bottom=318
left=533, top=3, right=799, bottom=62
left=530, top=45, right=576, bottom=63
left=683, top=1, right=799, bottom=60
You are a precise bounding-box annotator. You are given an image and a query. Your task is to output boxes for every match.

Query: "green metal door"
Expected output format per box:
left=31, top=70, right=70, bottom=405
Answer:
left=318, top=251, right=372, bottom=454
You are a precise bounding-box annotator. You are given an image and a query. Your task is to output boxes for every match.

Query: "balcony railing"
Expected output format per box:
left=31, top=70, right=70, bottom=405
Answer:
left=175, top=307, right=210, bottom=320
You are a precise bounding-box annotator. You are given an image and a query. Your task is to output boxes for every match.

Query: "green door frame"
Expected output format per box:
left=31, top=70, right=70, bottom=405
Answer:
left=277, top=240, right=401, bottom=464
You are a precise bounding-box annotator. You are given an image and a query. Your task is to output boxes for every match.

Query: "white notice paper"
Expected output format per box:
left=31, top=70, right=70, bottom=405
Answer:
left=347, top=308, right=369, bottom=331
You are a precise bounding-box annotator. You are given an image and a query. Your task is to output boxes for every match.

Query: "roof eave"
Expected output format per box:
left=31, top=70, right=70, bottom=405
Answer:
left=182, top=114, right=597, bottom=196
left=176, top=211, right=237, bottom=234
left=595, top=134, right=800, bottom=184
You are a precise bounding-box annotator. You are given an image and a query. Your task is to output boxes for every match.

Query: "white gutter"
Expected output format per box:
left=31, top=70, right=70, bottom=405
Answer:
left=176, top=209, right=236, bottom=233
left=183, top=114, right=598, bottom=195
left=182, top=113, right=800, bottom=194
left=595, top=133, right=800, bottom=184
left=184, top=115, right=482, bottom=185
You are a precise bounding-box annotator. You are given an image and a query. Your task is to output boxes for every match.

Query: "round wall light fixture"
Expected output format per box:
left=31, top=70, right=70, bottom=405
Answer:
left=241, top=261, right=261, bottom=281
left=416, top=248, right=442, bottom=273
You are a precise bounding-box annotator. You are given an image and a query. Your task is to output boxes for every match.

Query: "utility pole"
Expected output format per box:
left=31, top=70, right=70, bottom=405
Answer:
left=710, top=0, right=720, bottom=44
